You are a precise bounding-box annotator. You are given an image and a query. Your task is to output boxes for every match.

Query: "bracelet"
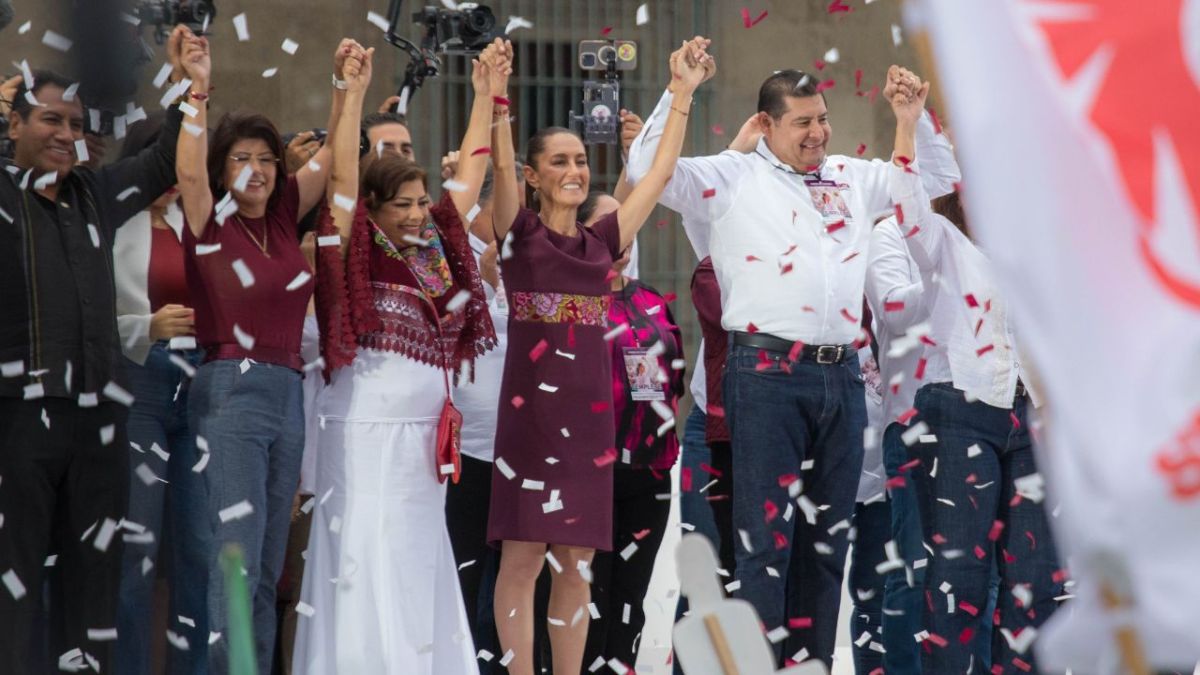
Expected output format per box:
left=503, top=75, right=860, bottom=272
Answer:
left=331, top=73, right=348, bottom=90
left=492, top=95, right=511, bottom=106
left=188, top=91, right=209, bottom=101
left=493, top=106, right=510, bottom=116
left=670, top=105, right=689, bottom=116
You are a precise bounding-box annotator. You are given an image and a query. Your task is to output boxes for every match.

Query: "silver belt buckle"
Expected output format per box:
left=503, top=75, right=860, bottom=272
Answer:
left=816, top=345, right=842, bottom=364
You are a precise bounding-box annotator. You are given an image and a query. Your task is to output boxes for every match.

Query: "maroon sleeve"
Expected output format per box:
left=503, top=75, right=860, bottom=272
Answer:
left=591, top=209, right=622, bottom=261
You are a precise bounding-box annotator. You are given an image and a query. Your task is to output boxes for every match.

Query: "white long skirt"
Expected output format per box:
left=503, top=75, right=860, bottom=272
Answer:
left=292, top=348, right=479, bottom=675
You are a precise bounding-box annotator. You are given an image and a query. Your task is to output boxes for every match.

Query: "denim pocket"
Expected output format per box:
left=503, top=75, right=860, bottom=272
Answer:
left=733, top=348, right=789, bottom=376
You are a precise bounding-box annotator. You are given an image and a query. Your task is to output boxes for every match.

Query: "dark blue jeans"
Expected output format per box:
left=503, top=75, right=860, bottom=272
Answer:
left=724, top=343, right=866, bottom=667
left=116, top=343, right=209, bottom=675
left=189, top=359, right=304, bottom=675
left=848, top=499, right=889, bottom=674
left=909, top=383, right=1061, bottom=673
left=679, top=405, right=722, bottom=568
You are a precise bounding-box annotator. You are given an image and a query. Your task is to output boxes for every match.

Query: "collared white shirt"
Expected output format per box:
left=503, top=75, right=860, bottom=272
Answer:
left=454, top=232, right=510, bottom=462
left=865, top=217, right=929, bottom=425
left=626, top=89, right=961, bottom=344
left=889, top=164, right=1038, bottom=410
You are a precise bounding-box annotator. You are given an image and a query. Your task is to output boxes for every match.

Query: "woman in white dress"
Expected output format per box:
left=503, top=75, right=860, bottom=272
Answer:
left=291, top=41, right=505, bottom=674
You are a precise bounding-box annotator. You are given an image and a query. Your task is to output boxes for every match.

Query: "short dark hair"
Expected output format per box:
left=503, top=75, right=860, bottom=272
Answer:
left=11, top=70, right=81, bottom=120
left=360, top=152, right=427, bottom=208
left=757, top=69, right=822, bottom=120
left=362, top=112, right=408, bottom=134
left=207, top=111, right=288, bottom=209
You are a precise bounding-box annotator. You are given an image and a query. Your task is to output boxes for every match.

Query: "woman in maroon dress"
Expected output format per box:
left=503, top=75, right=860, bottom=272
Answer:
left=486, top=38, right=714, bottom=675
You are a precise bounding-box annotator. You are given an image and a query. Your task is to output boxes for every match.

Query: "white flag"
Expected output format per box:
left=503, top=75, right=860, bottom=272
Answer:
left=917, top=0, right=1200, bottom=669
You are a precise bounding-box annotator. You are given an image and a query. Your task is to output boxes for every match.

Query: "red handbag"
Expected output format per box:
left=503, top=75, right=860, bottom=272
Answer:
left=435, top=368, right=463, bottom=484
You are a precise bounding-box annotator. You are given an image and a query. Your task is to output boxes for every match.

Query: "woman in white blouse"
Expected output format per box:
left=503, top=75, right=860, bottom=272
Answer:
left=890, top=115, right=1062, bottom=673
left=112, top=117, right=211, bottom=674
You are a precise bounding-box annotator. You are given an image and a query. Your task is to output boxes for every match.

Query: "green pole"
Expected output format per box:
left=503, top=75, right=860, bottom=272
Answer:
left=219, top=543, right=258, bottom=675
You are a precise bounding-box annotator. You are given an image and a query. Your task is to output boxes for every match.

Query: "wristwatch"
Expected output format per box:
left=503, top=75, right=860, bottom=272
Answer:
left=331, top=73, right=348, bottom=90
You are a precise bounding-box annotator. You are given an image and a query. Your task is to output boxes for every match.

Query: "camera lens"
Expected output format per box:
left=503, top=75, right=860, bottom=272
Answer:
left=465, top=7, right=496, bottom=35
left=581, top=53, right=597, bottom=69
left=598, top=45, right=617, bottom=66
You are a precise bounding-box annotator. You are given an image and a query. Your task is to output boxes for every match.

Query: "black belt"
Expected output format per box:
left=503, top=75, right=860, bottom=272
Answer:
left=732, top=331, right=855, bottom=364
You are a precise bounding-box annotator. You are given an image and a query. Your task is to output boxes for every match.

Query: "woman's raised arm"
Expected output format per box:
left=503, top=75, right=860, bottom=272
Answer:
left=174, top=26, right=213, bottom=238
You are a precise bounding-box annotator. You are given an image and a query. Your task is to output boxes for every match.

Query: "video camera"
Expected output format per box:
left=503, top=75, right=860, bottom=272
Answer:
left=572, top=39, right=637, bottom=145
left=384, top=1, right=504, bottom=110
left=134, top=0, right=216, bottom=44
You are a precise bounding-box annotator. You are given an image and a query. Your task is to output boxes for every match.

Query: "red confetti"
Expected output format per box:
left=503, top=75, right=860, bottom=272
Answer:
left=655, top=218, right=669, bottom=228
left=801, top=305, right=816, bottom=313
left=605, top=269, right=619, bottom=282
left=1052, top=568, right=1069, bottom=583
left=854, top=68, right=863, bottom=89
left=632, top=528, right=652, bottom=541
left=746, top=322, right=759, bottom=334
left=958, top=600, right=980, bottom=616
left=885, top=476, right=906, bottom=489
left=600, top=26, right=613, bottom=36
left=663, top=292, right=677, bottom=303
left=782, top=244, right=798, bottom=255
left=699, top=462, right=723, bottom=477
left=711, top=124, right=725, bottom=135
left=925, top=633, right=948, bottom=648
left=702, top=187, right=717, bottom=199
left=904, top=225, right=921, bottom=238
left=974, top=545, right=987, bottom=559
left=895, top=203, right=905, bottom=225
left=593, top=447, right=618, bottom=467
left=681, top=467, right=693, bottom=492
left=931, top=533, right=947, bottom=545
left=780, top=263, right=794, bottom=275
left=865, top=85, right=880, bottom=103
left=746, top=254, right=763, bottom=262
left=763, top=500, right=779, bottom=522
left=919, top=334, right=938, bottom=347
left=896, top=408, right=918, bottom=424
left=740, top=7, right=769, bottom=27
left=1025, top=530, right=1037, bottom=549
left=773, top=531, right=789, bottom=550
left=816, top=79, right=836, bottom=93
left=511, top=395, right=525, bottom=409
left=787, top=340, right=805, bottom=362
left=470, top=147, right=492, bottom=157
left=528, top=339, right=549, bottom=362
left=827, top=0, right=852, bottom=13
left=964, top=293, right=980, bottom=308
left=813, top=59, right=826, bottom=71
left=1012, top=657, right=1032, bottom=673
left=706, top=403, right=725, bottom=418
left=788, top=617, right=813, bottom=629
left=958, top=627, right=975, bottom=644
left=777, top=473, right=798, bottom=487
left=826, top=219, right=846, bottom=234
left=1011, top=411, right=1022, bottom=429
left=568, top=322, right=576, bottom=348
left=928, top=107, right=944, bottom=134
left=975, top=344, right=995, bottom=357
left=840, top=307, right=858, bottom=323
left=591, top=401, right=610, bottom=413
left=973, top=318, right=984, bottom=337
left=884, top=301, right=905, bottom=312
left=855, top=143, right=867, bottom=156
left=987, top=520, right=1005, bottom=541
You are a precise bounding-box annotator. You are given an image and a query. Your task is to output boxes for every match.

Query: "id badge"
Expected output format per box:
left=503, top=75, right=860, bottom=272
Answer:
left=622, top=347, right=665, bottom=401
left=805, top=179, right=853, bottom=221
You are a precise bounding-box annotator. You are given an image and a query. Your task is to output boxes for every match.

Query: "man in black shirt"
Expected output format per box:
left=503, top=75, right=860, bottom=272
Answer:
left=0, top=68, right=183, bottom=672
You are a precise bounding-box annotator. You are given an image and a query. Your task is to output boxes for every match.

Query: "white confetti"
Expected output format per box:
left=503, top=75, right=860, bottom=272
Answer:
left=182, top=122, right=204, bottom=138
left=2, top=361, right=25, bottom=377
left=538, top=382, right=559, bottom=393
left=100, top=424, right=116, bottom=445
left=521, top=478, right=545, bottom=491
left=823, top=48, right=840, bottom=63
left=465, top=203, right=482, bottom=223
left=332, top=193, right=356, bottom=212
left=442, top=178, right=468, bottom=193
left=504, top=16, right=533, bottom=34
left=900, top=421, right=930, bottom=446
left=18, top=21, right=31, bottom=34
left=87, top=223, right=100, bottom=248
left=285, top=271, right=312, bottom=291
left=366, top=11, right=390, bottom=32
left=192, top=451, right=210, bottom=473
left=261, top=68, right=278, bottom=78
left=42, top=30, right=73, bottom=52
left=116, top=186, right=140, bottom=202
left=218, top=500, right=253, bottom=523
left=166, top=630, right=189, bottom=651
left=281, top=39, right=299, bottom=55
left=168, top=336, right=197, bottom=351
left=113, top=114, right=128, bottom=140
left=86, top=628, right=118, bottom=641
left=636, top=4, right=650, bottom=25
left=62, top=82, right=80, bottom=102
left=103, top=381, right=135, bottom=406
left=178, top=101, right=200, bottom=119
left=892, top=24, right=903, bottom=47
left=295, top=601, right=315, bottom=617
left=317, top=234, right=341, bottom=247
left=231, top=259, right=255, bottom=288
left=498, top=649, right=515, bottom=667
left=215, top=193, right=239, bottom=226
left=476, top=649, right=494, bottom=661
left=232, top=324, right=256, bottom=350
left=445, top=289, right=472, bottom=313
left=153, top=63, right=174, bottom=89
left=619, top=542, right=638, bottom=560
left=194, top=243, right=222, bottom=256
left=24, top=382, right=45, bottom=400
left=135, top=463, right=161, bottom=486
left=495, top=457, right=516, bottom=480
left=766, top=625, right=790, bottom=644
left=967, top=443, right=982, bottom=458
left=232, top=13, right=250, bottom=41
left=3, top=569, right=27, bottom=599
left=545, top=551, right=562, bottom=573
left=94, top=518, right=118, bottom=552
left=34, top=171, right=57, bottom=191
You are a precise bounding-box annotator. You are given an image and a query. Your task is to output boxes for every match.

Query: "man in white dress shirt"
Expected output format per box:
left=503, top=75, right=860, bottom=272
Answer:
left=626, top=49, right=960, bottom=666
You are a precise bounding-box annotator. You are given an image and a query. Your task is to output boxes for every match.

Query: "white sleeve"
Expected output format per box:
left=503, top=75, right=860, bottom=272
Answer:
left=866, top=221, right=927, bottom=335
left=857, top=110, right=962, bottom=215
left=888, top=161, right=943, bottom=273
left=118, top=313, right=154, bottom=365
left=626, top=89, right=741, bottom=223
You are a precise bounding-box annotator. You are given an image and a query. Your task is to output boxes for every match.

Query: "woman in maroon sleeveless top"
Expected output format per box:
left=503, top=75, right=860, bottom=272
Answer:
left=486, top=37, right=714, bottom=675
left=172, top=30, right=359, bottom=673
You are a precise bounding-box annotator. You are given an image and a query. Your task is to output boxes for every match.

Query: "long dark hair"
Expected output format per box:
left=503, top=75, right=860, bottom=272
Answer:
left=207, top=111, right=288, bottom=209
left=931, top=191, right=970, bottom=239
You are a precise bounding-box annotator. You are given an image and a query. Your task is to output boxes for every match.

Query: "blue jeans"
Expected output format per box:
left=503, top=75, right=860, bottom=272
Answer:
left=909, top=383, right=1061, bottom=673
left=679, top=405, right=721, bottom=566
left=724, top=343, right=866, bottom=667
left=849, top=499, right=889, bottom=674
left=188, top=359, right=304, bottom=675
left=116, top=343, right=209, bottom=675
